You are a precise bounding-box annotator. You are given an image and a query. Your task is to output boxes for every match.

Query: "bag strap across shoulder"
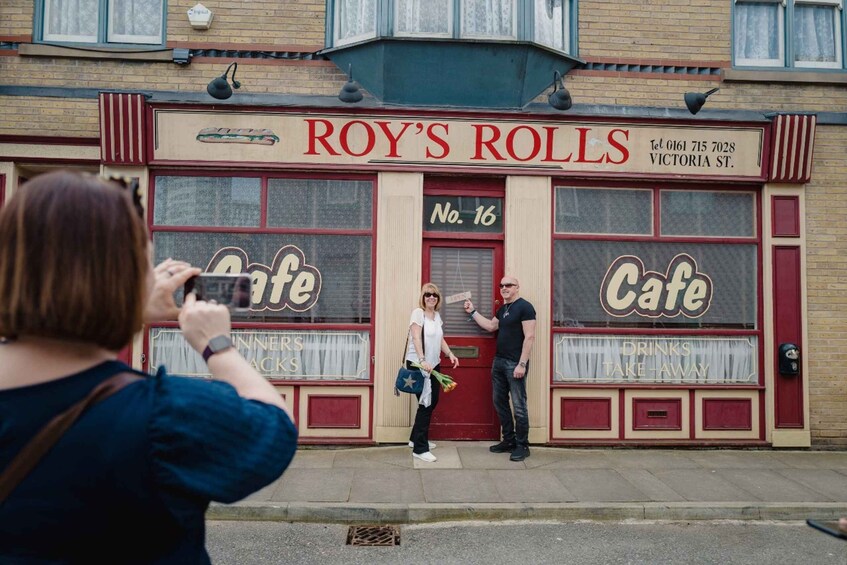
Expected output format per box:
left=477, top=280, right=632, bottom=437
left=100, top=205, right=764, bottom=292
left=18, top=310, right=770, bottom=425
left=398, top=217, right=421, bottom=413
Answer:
left=0, top=371, right=143, bottom=504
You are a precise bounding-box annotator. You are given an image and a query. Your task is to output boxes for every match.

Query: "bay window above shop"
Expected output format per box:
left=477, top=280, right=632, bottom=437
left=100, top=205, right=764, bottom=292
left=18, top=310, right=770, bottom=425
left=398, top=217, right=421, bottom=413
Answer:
left=733, top=0, right=844, bottom=70
left=331, top=0, right=573, bottom=53
left=36, top=0, right=165, bottom=46
left=323, top=0, right=581, bottom=108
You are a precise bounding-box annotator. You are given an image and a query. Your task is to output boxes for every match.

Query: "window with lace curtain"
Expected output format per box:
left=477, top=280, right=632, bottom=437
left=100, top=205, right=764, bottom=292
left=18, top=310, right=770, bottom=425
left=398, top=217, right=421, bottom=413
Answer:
left=331, top=0, right=573, bottom=53
left=38, top=0, right=164, bottom=45
left=733, top=0, right=844, bottom=69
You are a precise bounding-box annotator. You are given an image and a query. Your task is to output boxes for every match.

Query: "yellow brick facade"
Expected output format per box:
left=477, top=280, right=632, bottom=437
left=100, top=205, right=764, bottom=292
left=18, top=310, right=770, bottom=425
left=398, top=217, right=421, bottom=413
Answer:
left=1, top=0, right=846, bottom=447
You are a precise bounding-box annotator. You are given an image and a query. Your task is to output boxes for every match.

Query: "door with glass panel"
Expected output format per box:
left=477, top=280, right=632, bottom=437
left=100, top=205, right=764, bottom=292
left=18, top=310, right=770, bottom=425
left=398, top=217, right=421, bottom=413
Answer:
left=424, top=241, right=502, bottom=439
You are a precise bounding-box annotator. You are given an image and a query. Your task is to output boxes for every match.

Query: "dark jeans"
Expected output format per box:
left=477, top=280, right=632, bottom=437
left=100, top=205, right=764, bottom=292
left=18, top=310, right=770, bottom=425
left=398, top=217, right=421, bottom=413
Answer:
left=491, top=356, right=529, bottom=448
left=408, top=361, right=440, bottom=454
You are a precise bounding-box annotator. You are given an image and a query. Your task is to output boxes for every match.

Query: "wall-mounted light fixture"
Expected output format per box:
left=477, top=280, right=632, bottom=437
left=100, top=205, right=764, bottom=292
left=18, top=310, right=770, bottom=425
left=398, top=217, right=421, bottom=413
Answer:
left=338, top=64, right=363, bottom=103
left=188, top=3, right=213, bottom=30
left=684, top=87, right=719, bottom=115
left=548, top=70, right=572, bottom=111
left=206, top=62, right=240, bottom=100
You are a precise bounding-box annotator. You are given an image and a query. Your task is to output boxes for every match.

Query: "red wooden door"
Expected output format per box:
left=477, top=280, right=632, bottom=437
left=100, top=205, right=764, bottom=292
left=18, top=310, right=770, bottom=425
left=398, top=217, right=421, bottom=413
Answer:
left=424, top=240, right=502, bottom=440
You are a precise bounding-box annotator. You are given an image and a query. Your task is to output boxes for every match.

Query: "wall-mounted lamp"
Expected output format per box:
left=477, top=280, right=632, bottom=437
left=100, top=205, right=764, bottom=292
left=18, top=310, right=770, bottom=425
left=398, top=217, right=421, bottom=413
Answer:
left=338, top=64, right=363, bottom=103
left=187, top=3, right=213, bottom=30
left=548, top=70, right=572, bottom=111
left=207, top=62, right=240, bottom=100
left=684, top=87, right=719, bottom=115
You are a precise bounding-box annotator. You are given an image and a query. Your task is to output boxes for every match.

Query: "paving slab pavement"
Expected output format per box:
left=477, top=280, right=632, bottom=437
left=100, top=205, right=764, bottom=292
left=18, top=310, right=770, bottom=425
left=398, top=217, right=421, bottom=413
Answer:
left=208, top=442, right=847, bottom=524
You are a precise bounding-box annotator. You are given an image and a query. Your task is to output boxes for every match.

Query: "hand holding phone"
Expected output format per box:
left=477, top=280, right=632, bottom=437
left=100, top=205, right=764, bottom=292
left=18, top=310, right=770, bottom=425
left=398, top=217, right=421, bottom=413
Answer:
left=184, top=273, right=252, bottom=311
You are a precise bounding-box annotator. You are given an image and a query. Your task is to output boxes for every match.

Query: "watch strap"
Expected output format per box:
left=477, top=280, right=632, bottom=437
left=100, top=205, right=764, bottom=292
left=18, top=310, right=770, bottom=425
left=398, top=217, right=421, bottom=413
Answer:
left=202, top=335, right=233, bottom=362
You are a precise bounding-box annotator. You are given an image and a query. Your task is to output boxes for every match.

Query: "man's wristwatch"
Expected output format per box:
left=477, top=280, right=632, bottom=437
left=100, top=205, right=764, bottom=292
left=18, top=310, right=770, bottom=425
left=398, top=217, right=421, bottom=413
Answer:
left=202, top=335, right=234, bottom=362
left=518, top=361, right=527, bottom=368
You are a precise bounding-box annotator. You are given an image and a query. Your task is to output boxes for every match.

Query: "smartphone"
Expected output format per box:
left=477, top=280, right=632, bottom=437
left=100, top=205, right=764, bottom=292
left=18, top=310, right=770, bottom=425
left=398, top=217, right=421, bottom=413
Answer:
left=184, top=273, right=252, bottom=311
left=807, top=519, right=847, bottom=540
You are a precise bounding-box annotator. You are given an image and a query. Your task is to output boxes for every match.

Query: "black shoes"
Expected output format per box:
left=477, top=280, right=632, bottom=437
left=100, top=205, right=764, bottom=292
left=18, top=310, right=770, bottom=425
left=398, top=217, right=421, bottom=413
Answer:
left=509, top=445, right=530, bottom=461
left=489, top=440, right=516, bottom=453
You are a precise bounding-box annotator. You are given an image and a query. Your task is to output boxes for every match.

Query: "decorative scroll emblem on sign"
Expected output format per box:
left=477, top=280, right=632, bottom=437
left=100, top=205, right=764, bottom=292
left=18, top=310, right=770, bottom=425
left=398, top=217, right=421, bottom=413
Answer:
left=599, top=253, right=713, bottom=319
left=196, top=127, right=280, bottom=146
left=206, top=246, right=322, bottom=312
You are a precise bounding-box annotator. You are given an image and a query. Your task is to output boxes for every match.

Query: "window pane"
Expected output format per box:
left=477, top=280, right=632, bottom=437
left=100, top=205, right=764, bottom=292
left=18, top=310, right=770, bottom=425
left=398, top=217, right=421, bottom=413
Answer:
left=553, top=240, right=758, bottom=329
left=429, top=247, right=494, bottom=336
left=109, top=0, right=163, bottom=42
left=337, top=0, right=377, bottom=42
left=555, top=187, right=652, bottom=235
left=462, top=0, right=514, bottom=37
left=734, top=2, right=782, bottom=63
left=44, top=0, right=99, bottom=42
left=152, top=232, right=372, bottom=324
left=794, top=4, right=838, bottom=65
left=396, top=0, right=451, bottom=34
left=153, top=177, right=261, bottom=227
left=267, top=179, right=372, bottom=230
left=661, top=191, right=755, bottom=237
left=534, top=0, right=565, bottom=51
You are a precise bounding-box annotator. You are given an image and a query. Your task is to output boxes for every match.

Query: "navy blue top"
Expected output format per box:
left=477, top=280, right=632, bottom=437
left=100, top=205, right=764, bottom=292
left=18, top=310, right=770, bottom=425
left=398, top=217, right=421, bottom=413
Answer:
left=0, top=361, right=298, bottom=564
left=495, top=298, right=536, bottom=362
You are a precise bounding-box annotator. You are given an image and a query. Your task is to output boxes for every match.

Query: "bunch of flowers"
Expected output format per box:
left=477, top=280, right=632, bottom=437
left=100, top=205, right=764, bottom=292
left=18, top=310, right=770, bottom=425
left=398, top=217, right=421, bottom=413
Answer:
left=411, top=363, right=458, bottom=392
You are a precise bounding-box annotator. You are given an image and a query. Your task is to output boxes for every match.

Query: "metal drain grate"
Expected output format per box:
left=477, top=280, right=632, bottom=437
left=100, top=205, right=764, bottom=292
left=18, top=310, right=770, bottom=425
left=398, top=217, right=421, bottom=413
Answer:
left=346, top=525, right=400, bottom=546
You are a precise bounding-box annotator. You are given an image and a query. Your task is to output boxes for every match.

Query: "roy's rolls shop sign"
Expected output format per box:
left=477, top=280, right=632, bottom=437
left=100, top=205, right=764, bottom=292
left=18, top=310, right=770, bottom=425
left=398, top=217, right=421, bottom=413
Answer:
left=153, top=111, right=766, bottom=178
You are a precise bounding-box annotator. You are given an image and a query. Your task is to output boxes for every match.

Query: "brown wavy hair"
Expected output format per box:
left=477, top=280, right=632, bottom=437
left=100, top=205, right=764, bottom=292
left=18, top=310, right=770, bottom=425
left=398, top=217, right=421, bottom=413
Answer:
left=0, top=170, right=149, bottom=350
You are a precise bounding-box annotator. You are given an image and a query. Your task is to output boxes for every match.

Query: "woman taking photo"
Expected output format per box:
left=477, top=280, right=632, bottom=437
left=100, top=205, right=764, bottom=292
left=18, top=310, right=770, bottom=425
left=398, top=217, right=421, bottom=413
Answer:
left=406, top=283, right=459, bottom=463
left=0, top=170, right=297, bottom=563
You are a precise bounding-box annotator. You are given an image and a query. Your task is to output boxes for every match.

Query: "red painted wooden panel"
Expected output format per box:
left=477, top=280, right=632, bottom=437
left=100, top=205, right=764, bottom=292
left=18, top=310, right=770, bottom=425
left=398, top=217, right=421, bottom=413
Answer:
left=772, top=196, right=800, bottom=238
left=773, top=246, right=803, bottom=427
left=307, top=395, right=361, bottom=428
left=632, top=398, right=682, bottom=430
left=561, top=398, right=612, bottom=430
left=702, top=398, right=752, bottom=430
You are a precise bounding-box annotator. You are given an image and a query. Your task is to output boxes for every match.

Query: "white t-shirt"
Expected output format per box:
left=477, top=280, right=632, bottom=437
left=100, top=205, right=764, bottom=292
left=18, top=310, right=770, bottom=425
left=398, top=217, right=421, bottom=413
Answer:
left=405, top=308, right=443, bottom=369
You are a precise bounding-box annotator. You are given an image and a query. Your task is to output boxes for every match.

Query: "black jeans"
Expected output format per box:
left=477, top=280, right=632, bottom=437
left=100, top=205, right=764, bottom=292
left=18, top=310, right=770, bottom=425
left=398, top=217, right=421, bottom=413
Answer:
left=491, top=356, right=529, bottom=448
left=407, top=361, right=440, bottom=454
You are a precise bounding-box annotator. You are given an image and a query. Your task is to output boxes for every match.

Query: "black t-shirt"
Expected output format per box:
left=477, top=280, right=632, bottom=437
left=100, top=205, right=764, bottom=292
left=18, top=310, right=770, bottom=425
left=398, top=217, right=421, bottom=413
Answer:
left=495, top=297, right=536, bottom=362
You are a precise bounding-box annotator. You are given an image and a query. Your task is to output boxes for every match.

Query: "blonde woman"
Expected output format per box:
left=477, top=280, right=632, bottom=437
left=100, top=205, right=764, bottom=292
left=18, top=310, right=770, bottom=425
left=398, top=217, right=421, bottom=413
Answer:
left=406, top=283, right=459, bottom=462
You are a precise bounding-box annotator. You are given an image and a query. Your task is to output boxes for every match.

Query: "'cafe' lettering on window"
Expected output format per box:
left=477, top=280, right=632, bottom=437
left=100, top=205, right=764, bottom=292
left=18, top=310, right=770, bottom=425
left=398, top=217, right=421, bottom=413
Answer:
left=600, top=253, right=713, bottom=319
left=206, top=246, right=322, bottom=311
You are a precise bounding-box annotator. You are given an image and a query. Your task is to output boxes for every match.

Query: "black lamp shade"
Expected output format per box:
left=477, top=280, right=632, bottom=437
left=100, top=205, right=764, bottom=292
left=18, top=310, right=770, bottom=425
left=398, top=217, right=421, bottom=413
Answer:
left=207, top=76, right=233, bottom=100
left=549, top=88, right=572, bottom=111
left=684, top=92, right=706, bottom=115
left=339, top=79, right=363, bottom=103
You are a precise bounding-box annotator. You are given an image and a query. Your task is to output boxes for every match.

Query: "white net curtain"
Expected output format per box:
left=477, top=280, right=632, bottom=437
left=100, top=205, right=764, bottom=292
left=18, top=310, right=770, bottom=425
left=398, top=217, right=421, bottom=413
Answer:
left=554, top=335, right=758, bottom=385
left=150, top=329, right=370, bottom=381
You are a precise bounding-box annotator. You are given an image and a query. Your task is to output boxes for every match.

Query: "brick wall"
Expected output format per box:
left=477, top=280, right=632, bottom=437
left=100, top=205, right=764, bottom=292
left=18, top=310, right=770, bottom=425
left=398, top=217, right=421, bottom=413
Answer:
left=805, top=126, right=847, bottom=448
left=0, top=96, right=98, bottom=137
left=0, top=0, right=33, bottom=38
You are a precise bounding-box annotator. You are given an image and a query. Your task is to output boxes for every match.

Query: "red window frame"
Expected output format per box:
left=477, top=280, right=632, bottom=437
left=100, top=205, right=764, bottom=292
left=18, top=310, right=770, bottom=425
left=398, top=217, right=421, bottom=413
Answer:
left=550, top=181, right=764, bottom=389
left=144, top=169, right=378, bottom=384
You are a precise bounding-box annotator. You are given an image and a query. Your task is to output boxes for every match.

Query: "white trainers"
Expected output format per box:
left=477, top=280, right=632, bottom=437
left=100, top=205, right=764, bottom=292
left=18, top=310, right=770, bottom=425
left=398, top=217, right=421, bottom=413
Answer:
left=412, top=451, right=437, bottom=463
left=408, top=441, right=436, bottom=449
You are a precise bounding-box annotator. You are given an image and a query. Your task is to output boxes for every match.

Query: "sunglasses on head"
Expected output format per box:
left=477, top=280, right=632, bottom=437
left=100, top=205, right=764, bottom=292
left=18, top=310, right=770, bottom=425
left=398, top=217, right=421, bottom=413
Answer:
left=499, top=283, right=516, bottom=288
left=424, top=292, right=439, bottom=298
left=104, top=175, right=144, bottom=220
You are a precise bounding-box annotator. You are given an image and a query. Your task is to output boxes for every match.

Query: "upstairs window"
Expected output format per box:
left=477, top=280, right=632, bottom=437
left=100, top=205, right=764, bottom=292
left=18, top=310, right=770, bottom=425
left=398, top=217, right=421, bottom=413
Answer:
left=331, top=0, right=573, bottom=53
left=734, top=0, right=843, bottom=69
left=40, top=0, right=165, bottom=45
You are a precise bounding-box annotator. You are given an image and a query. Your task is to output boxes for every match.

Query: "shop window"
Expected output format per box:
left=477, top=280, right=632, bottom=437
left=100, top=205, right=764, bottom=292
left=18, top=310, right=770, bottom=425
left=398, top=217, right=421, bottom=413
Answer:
left=148, top=174, right=374, bottom=382
left=37, top=0, right=165, bottom=46
left=552, top=186, right=761, bottom=386
left=734, top=0, right=844, bottom=70
left=330, top=0, right=573, bottom=53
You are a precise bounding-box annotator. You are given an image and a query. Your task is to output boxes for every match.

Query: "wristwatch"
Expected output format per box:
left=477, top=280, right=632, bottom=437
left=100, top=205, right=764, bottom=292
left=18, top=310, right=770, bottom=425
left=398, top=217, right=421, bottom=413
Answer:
left=518, top=361, right=527, bottom=368
left=202, top=335, right=234, bottom=362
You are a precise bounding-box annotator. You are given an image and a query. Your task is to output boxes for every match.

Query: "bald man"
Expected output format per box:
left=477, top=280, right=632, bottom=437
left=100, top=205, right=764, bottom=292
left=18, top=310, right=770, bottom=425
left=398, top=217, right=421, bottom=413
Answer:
left=464, top=276, right=536, bottom=462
